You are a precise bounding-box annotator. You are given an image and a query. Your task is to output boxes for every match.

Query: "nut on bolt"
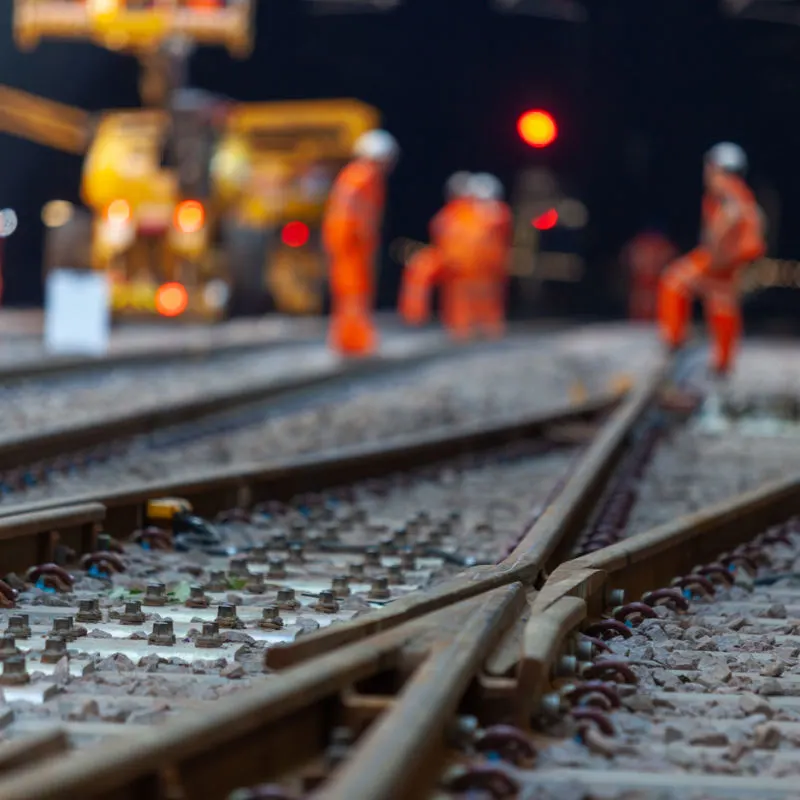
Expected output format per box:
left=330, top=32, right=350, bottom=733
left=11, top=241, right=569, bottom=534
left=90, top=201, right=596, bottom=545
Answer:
left=5, top=615, right=31, bottom=640
left=41, top=635, right=69, bottom=665
left=552, top=655, right=578, bottom=678
left=195, top=622, right=223, bottom=649
left=267, top=558, right=287, bottom=580
left=216, top=603, right=242, bottom=629
left=331, top=576, right=351, bottom=599
left=276, top=589, right=299, bottom=611
left=228, top=557, right=251, bottom=578
left=245, top=573, right=266, bottom=594
left=0, top=656, right=29, bottom=686
left=49, top=617, right=85, bottom=642
left=386, top=564, right=404, bottom=585
left=148, top=620, right=176, bottom=646
left=365, top=547, right=381, bottom=567
left=368, top=577, right=391, bottom=601
left=205, top=571, right=227, bottom=592
left=120, top=601, right=146, bottom=626
left=348, top=562, right=365, bottom=580
left=185, top=586, right=210, bottom=609
left=142, top=582, right=167, bottom=607
left=288, top=543, right=305, bottom=564
left=258, top=606, right=284, bottom=630
left=0, top=636, right=19, bottom=660
left=76, top=598, right=102, bottom=624
left=313, top=590, right=339, bottom=614
left=249, top=545, right=268, bottom=564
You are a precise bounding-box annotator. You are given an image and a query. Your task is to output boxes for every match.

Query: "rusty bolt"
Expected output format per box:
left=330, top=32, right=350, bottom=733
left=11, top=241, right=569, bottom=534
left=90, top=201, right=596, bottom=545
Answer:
left=0, top=636, right=19, bottom=660
left=216, top=603, right=242, bottom=629
left=195, top=621, right=223, bottom=649
left=41, top=636, right=68, bottom=665
left=331, top=575, right=351, bottom=599
left=186, top=585, right=210, bottom=609
left=120, top=601, right=146, bottom=626
left=0, top=656, right=29, bottom=686
left=365, top=547, right=381, bottom=567
left=249, top=545, right=268, bottom=564
left=205, top=571, right=228, bottom=592
left=288, top=543, right=305, bottom=564
left=228, top=557, right=251, bottom=578
left=399, top=548, right=416, bottom=571
left=258, top=606, right=284, bottom=630
left=368, top=577, right=391, bottom=601
left=148, top=620, right=176, bottom=646
left=143, top=582, right=167, bottom=607
left=276, top=588, right=299, bottom=611
left=245, top=572, right=266, bottom=594
left=386, top=564, right=404, bottom=585
left=76, top=598, right=102, bottom=624
left=5, top=615, right=30, bottom=640
left=49, top=617, right=84, bottom=642
left=313, top=590, right=339, bottom=615
left=348, top=562, right=365, bottom=580
left=267, top=558, right=287, bottom=581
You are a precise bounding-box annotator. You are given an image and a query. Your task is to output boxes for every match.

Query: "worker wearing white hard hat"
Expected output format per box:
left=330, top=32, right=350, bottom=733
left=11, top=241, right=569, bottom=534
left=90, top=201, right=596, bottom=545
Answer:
left=323, top=129, right=400, bottom=356
left=657, top=141, right=766, bottom=376
left=468, top=172, right=505, bottom=202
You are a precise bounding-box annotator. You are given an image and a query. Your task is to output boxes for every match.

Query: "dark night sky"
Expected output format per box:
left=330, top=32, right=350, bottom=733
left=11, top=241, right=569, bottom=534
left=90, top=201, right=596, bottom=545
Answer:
left=0, top=0, right=798, bottom=313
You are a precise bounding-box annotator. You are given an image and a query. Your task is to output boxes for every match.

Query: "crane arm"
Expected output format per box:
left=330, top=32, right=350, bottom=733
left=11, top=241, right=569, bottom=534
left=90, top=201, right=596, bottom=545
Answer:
left=0, top=85, right=92, bottom=156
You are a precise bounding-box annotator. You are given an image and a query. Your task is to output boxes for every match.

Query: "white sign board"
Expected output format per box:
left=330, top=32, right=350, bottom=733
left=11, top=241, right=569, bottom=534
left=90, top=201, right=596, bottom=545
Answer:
left=44, top=269, right=110, bottom=357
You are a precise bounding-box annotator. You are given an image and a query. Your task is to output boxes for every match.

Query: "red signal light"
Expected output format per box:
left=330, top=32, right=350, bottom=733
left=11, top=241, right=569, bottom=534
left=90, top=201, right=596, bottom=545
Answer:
left=518, top=110, right=557, bottom=148
left=281, top=221, right=310, bottom=248
left=155, top=282, right=189, bottom=317
left=532, top=209, right=559, bottom=231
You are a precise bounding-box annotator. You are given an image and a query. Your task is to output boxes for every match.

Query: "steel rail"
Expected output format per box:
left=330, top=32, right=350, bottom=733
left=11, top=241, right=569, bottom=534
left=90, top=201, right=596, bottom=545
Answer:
left=0, top=394, right=617, bottom=532
left=264, top=360, right=671, bottom=669
left=0, top=341, right=456, bottom=472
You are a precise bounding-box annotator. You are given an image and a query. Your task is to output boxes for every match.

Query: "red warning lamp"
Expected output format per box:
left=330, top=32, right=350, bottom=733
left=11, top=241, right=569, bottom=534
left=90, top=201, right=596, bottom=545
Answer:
left=518, top=110, right=558, bottom=148
left=155, top=282, right=189, bottom=317
left=281, top=221, right=310, bottom=248
left=532, top=209, right=559, bottom=231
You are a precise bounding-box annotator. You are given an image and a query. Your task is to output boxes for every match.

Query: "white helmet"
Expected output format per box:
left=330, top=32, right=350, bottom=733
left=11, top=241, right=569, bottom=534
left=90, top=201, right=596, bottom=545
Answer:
left=705, top=142, right=748, bottom=175
left=469, top=172, right=504, bottom=201
left=445, top=171, right=472, bottom=200
left=353, top=129, right=400, bottom=167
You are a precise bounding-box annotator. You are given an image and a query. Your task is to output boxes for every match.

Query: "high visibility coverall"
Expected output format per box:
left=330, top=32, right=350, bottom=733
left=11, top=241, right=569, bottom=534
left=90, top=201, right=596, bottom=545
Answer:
left=657, top=172, right=765, bottom=373
left=623, top=232, right=678, bottom=321
left=322, top=159, right=386, bottom=356
left=400, top=198, right=512, bottom=339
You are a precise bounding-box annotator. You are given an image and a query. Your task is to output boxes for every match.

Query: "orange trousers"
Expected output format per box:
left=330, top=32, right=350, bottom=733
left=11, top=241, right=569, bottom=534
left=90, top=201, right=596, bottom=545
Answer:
left=657, top=246, right=744, bottom=374
left=327, top=245, right=377, bottom=357
left=446, top=278, right=506, bottom=341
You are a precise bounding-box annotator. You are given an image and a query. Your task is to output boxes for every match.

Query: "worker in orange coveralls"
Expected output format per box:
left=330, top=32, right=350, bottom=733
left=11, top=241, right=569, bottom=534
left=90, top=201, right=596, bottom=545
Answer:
left=622, top=229, right=678, bottom=321
left=398, top=171, right=473, bottom=329
left=657, top=142, right=766, bottom=375
left=400, top=173, right=512, bottom=340
left=323, top=129, right=399, bottom=357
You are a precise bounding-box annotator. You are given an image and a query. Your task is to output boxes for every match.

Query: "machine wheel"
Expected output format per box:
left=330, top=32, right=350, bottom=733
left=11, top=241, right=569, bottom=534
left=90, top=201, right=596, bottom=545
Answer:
left=42, top=208, right=93, bottom=277
left=224, top=223, right=273, bottom=317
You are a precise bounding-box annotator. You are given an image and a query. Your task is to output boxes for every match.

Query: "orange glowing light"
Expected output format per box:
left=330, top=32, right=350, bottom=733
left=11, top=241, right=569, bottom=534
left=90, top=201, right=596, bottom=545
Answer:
left=281, top=221, right=310, bottom=248
left=174, top=200, right=205, bottom=234
left=155, top=282, right=189, bottom=317
left=106, top=199, right=131, bottom=225
left=517, top=110, right=558, bottom=148
left=532, top=209, right=559, bottom=231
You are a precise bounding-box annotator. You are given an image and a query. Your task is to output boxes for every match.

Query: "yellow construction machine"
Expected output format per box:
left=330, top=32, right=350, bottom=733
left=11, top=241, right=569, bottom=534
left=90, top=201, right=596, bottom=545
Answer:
left=2, top=1, right=379, bottom=319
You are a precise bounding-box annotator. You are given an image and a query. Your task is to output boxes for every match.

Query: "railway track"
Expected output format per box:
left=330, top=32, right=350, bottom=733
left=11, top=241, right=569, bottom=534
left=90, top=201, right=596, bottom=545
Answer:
left=0, top=326, right=786, bottom=799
